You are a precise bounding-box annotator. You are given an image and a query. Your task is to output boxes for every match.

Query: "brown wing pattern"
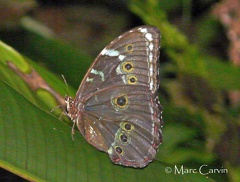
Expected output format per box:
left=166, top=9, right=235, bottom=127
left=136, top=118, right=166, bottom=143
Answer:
left=76, top=26, right=160, bottom=98
left=72, top=26, right=162, bottom=168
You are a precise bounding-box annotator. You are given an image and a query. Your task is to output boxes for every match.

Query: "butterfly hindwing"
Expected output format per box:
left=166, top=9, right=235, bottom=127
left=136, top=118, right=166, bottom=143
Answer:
left=82, top=85, right=162, bottom=167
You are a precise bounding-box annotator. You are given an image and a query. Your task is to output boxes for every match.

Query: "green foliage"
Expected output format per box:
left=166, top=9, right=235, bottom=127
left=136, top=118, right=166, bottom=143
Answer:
left=129, top=0, right=239, bottom=182
left=0, top=35, right=210, bottom=182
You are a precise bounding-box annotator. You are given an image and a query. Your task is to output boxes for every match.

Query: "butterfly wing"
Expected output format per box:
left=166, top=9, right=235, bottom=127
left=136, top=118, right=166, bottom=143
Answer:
left=76, top=26, right=160, bottom=98
left=82, top=85, right=162, bottom=168
left=74, top=26, right=162, bottom=168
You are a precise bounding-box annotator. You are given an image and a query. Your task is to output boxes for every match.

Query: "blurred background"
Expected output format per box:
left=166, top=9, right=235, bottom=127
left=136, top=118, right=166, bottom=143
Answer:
left=0, top=0, right=239, bottom=181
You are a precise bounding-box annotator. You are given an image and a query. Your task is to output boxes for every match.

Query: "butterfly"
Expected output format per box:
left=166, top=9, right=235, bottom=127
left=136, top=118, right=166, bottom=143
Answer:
left=64, top=25, right=163, bottom=168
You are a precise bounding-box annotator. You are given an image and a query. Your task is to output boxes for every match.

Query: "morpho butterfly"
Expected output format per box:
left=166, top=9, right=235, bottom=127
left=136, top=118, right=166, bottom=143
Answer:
left=64, top=26, right=163, bottom=168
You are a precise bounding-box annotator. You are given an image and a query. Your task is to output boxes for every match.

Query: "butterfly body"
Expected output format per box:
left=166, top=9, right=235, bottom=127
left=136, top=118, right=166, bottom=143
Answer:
left=65, top=26, right=163, bottom=168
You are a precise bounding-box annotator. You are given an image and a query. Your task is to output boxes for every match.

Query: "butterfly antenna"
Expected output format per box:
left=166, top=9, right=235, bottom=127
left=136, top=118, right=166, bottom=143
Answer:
left=49, top=75, right=68, bottom=119
left=62, top=74, right=69, bottom=92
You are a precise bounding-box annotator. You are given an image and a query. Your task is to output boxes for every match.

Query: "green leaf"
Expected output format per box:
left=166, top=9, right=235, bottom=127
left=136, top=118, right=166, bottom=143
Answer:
left=0, top=34, right=213, bottom=181
left=0, top=40, right=212, bottom=181
left=0, top=79, right=211, bottom=182
left=20, top=17, right=93, bottom=89
left=0, top=40, right=70, bottom=115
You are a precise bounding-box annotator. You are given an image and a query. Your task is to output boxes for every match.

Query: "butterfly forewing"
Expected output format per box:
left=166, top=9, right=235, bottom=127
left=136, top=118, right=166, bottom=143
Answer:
left=76, top=26, right=160, bottom=98
left=66, top=26, right=162, bottom=168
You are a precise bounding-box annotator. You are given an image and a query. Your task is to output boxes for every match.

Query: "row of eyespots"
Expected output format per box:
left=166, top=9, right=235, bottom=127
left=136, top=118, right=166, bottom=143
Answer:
left=112, top=36, right=153, bottom=155
left=121, top=44, right=138, bottom=85
left=122, top=62, right=138, bottom=84
left=114, top=122, right=135, bottom=155
left=112, top=43, right=135, bottom=155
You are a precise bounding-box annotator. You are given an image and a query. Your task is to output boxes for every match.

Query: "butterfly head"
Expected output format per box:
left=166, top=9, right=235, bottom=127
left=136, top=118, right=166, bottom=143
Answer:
left=64, top=95, right=74, bottom=116
left=64, top=95, right=85, bottom=122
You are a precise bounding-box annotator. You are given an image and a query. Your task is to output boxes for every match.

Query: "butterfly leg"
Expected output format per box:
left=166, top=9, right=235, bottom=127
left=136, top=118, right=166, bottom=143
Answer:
left=71, top=121, right=76, bottom=141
